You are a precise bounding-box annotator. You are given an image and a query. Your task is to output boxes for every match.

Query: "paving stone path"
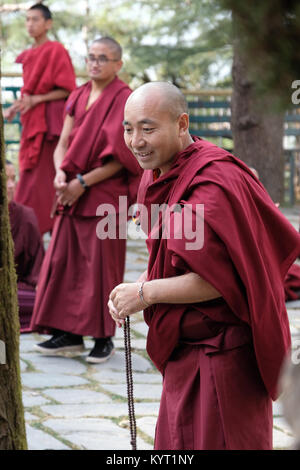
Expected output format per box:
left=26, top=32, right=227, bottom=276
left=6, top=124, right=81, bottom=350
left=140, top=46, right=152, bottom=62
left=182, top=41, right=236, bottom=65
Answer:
left=19, top=210, right=300, bottom=450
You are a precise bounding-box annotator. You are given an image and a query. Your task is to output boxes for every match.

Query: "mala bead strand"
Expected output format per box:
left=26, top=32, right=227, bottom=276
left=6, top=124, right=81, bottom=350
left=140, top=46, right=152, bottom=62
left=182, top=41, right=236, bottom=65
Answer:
left=124, top=315, right=137, bottom=450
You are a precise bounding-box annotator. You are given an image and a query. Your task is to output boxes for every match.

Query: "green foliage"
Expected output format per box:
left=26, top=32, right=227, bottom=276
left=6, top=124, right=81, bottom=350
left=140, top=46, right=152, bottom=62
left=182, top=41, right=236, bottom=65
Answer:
left=1, top=0, right=233, bottom=89
left=3, top=0, right=300, bottom=99
left=219, top=0, right=300, bottom=108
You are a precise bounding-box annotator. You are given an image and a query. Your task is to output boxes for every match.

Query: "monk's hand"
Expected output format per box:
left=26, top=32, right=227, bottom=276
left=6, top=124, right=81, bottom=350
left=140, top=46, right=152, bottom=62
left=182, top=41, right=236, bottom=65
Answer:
left=3, top=101, right=21, bottom=122
left=54, top=169, right=68, bottom=203
left=109, top=282, right=151, bottom=320
left=19, top=94, right=41, bottom=114
left=54, top=169, right=67, bottom=191
left=107, top=299, right=125, bottom=328
left=3, top=107, right=15, bottom=122
left=58, top=178, right=85, bottom=206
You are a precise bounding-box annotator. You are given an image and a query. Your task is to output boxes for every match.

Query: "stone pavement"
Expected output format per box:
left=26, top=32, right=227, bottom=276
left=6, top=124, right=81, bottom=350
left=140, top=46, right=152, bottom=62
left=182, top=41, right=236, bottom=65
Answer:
left=19, top=209, right=300, bottom=450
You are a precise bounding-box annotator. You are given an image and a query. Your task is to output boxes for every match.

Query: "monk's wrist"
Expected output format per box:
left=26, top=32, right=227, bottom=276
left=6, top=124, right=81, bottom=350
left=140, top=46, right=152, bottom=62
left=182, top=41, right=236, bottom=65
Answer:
left=76, top=173, right=89, bottom=190
left=138, top=280, right=157, bottom=306
left=137, top=281, right=152, bottom=307
left=31, top=94, right=42, bottom=106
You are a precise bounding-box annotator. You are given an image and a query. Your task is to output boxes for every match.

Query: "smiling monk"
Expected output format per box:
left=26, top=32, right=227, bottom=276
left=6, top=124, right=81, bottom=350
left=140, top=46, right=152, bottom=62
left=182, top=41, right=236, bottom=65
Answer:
left=108, top=81, right=300, bottom=450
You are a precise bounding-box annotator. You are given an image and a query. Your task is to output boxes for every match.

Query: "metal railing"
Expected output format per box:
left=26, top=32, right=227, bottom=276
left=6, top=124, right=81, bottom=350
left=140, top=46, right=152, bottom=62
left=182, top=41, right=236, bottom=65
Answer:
left=2, top=86, right=22, bottom=144
left=2, top=83, right=300, bottom=204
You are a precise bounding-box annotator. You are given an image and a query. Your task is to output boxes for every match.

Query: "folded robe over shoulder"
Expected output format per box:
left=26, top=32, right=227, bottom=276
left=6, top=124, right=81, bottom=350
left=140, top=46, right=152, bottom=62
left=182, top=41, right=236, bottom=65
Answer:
left=138, top=137, right=300, bottom=401
left=16, top=40, right=76, bottom=171
left=60, top=77, right=142, bottom=216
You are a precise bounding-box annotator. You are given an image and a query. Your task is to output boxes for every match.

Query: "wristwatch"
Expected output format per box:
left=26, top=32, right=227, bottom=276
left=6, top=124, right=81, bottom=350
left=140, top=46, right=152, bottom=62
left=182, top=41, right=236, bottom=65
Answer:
left=76, top=173, right=89, bottom=190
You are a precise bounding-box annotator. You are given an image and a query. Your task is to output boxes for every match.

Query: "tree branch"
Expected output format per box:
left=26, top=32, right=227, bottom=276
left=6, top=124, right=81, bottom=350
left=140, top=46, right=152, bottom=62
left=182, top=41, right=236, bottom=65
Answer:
left=0, top=2, right=41, bottom=13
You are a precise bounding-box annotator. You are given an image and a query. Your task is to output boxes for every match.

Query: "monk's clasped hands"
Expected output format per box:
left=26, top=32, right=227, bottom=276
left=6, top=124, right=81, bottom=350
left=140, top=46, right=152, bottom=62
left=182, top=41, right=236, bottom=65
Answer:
left=54, top=170, right=85, bottom=207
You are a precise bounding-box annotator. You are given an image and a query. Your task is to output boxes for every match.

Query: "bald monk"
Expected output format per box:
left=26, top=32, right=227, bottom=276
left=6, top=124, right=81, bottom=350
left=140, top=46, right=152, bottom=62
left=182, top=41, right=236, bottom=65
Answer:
left=108, top=82, right=300, bottom=450
left=31, top=37, right=141, bottom=363
left=4, top=3, right=76, bottom=234
left=6, top=160, right=44, bottom=332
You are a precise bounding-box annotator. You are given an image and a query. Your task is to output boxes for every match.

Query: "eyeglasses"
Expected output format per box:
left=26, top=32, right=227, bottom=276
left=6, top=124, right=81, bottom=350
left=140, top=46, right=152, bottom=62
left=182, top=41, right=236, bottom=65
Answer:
left=86, top=55, right=119, bottom=65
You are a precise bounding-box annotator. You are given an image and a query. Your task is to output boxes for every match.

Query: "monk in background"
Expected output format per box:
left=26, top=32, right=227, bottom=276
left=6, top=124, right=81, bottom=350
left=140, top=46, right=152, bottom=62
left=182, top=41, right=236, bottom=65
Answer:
left=6, top=160, right=44, bottom=333
left=31, top=37, right=141, bottom=363
left=4, top=3, right=76, bottom=235
left=108, top=82, right=300, bottom=450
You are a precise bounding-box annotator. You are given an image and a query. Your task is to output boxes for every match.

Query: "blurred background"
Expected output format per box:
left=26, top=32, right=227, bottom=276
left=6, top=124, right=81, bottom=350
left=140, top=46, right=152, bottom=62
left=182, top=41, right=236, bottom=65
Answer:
left=1, top=0, right=300, bottom=206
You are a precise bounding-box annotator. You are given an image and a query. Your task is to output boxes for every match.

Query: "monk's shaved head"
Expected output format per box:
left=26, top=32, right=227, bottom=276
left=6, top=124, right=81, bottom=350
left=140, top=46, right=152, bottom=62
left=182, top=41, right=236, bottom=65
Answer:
left=92, top=36, right=122, bottom=60
left=127, top=82, right=188, bottom=121
left=124, top=81, right=193, bottom=175
left=29, top=3, right=52, bottom=20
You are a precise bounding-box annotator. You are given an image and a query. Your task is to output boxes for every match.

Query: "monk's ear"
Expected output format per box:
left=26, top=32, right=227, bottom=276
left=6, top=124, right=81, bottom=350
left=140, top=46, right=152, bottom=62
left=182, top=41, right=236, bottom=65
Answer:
left=45, top=19, right=53, bottom=32
left=114, top=60, right=123, bottom=74
left=177, top=113, right=189, bottom=136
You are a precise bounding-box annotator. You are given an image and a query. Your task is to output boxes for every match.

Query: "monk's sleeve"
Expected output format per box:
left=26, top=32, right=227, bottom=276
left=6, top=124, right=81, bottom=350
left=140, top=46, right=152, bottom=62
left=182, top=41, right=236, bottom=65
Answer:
left=63, top=87, right=80, bottom=118
left=94, top=88, right=140, bottom=175
left=167, top=175, right=300, bottom=399
left=168, top=192, right=250, bottom=323
left=50, top=43, right=76, bottom=93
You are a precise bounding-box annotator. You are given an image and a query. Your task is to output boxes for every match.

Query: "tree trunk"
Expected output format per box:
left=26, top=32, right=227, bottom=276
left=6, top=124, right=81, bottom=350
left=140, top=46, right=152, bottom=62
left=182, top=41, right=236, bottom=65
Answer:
left=0, top=85, right=27, bottom=448
left=231, top=47, right=285, bottom=203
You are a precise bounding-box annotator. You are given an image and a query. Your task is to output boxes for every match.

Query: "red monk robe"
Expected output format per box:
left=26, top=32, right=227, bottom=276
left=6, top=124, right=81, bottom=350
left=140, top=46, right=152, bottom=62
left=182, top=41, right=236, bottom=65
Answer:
left=14, top=41, right=76, bottom=234
left=9, top=201, right=44, bottom=332
left=30, top=77, right=141, bottom=338
left=137, top=137, right=300, bottom=450
left=284, top=263, right=300, bottom=301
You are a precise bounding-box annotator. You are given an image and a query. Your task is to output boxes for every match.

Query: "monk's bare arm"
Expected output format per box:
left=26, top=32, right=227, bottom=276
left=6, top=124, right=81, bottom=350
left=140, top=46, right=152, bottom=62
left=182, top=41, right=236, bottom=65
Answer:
left=58, top=159, right=124, bottom=207
left=83, top=160, right=123, bottom=187
left=143, top=272, right=221, bottom=305
left=32, top=88, right=70, bottom=103
left=53, top=114, right=74, bottom=195
left=109, top=272, right=222, bottom=323
left=54, top=114, right=74, bottom=172
left=19, top=89, right=71, bottom=114
left=3, top=100, right=22, bottom=121
left=5, top=88, right=70, bottom=119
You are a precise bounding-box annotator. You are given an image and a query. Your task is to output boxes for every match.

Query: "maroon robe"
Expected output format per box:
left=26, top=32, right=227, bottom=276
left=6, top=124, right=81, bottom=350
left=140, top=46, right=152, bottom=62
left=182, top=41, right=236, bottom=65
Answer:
left=9, top=201, right=44, bottom=332
left=137, top=137, right=300, bottom=450
left=14, top=41, right=76, bottom=234
left=284, top=263, right=300, bottom=301
left=30, top=77, right=142, bottom=338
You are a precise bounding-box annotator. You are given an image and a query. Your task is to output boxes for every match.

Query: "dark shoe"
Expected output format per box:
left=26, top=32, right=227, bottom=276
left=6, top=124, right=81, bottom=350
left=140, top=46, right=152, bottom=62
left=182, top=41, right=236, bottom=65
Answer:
left=34, top=331, right=84, bottom=356
left=86, top=337, right=115, bottom=363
